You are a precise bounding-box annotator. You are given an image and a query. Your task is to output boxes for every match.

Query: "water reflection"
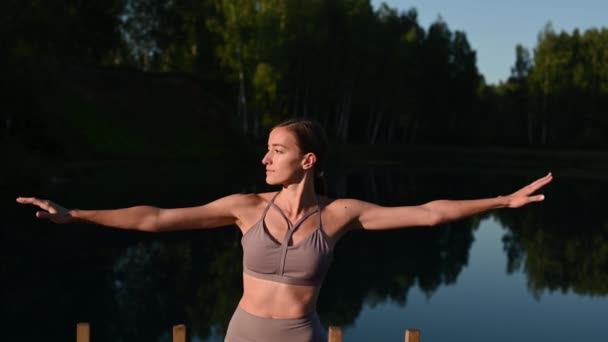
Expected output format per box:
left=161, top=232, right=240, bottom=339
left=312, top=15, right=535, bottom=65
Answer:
left=109, top=235, right=243, bottom=341
left=494, top=177, right=608, bottom=298
left=4, top=165, right=608, bottom=341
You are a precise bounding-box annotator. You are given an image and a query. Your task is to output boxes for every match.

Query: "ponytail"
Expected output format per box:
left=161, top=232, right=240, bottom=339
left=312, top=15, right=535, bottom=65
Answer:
left=314, top=172, right=328, bottom=195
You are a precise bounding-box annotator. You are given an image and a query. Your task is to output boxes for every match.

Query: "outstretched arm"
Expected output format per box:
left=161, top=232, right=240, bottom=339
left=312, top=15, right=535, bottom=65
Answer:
left=16, top=194, right=255, bottom=232
left=340, top=173, right=552, bottom=231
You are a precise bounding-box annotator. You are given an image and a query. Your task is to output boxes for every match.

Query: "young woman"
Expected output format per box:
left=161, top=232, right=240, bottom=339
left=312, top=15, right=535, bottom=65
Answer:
left=17, top=119, right=552, bottom=342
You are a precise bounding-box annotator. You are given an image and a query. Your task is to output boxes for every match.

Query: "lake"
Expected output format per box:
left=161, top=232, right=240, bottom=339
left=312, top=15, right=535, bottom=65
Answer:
left=4, top=161, right=608, bottom=341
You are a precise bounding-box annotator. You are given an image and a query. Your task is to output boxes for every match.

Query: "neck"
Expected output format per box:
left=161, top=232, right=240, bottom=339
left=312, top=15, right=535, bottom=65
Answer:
left=277, top=174, right=317, bottom=216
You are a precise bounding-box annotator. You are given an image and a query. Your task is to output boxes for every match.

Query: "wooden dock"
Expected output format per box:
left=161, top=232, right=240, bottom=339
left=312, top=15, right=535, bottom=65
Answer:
left=76, top=322, right=421, bottom=341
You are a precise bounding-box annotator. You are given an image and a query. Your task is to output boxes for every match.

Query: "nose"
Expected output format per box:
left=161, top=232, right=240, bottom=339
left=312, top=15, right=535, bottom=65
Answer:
left=262, top=151, right=272, bottom=165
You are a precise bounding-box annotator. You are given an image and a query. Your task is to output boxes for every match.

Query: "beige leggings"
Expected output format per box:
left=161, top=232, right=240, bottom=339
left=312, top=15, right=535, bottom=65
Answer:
left=225, top=306, right=327, bottom=342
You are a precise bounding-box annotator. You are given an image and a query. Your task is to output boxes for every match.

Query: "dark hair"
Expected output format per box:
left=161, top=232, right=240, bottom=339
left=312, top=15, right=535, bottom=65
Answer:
left=274, top=119, right=328, bottom=195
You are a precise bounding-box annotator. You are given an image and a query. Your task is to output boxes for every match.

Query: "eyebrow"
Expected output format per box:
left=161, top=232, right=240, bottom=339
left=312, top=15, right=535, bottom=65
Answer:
left=268, top=143, right=288, bottom=148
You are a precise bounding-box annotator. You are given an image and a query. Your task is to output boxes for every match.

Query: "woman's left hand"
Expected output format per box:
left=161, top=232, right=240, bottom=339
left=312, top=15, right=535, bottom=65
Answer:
left=505, top=172, right=553, bottom=208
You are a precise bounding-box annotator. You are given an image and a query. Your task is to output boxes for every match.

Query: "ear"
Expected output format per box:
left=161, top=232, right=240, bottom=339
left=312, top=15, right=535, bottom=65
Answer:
left=301, top=153, right=317, bottom=171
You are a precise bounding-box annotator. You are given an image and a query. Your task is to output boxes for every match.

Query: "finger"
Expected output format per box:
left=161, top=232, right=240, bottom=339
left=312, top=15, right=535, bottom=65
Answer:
left=534, top=177, right=553, bottom=191
left=36, top=211, right=52, bottom=219
left=528, top=174, right=553, bottom=192
left=16, top=197, right=37, bottom=204
left=530, top=194, right=545, bottom=202
left=32, top=199, right=53, bottom=211
left=16, top=197, right=52, bottom=211
left=530, top=174, right=552, bottom=187
left=538, top=172, right=553, bottom=183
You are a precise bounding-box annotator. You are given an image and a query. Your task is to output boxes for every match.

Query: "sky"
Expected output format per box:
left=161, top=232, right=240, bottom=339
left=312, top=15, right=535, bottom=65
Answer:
left=370, top=0, right=607, bottom=84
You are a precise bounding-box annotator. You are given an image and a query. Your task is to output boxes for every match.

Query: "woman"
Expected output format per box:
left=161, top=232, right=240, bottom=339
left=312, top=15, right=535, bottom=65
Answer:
left=17, top=119, right=553, bottom=342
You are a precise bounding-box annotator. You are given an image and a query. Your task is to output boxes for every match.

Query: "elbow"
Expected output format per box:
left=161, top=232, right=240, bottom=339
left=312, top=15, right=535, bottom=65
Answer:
left=425, top=211, right=444, bottom=227
left=419, top=202, right=446, bottom=227
left=138, top=207, right=161, bottom=232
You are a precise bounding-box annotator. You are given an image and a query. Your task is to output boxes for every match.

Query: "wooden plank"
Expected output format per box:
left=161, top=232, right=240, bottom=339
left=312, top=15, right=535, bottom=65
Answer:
left=405, top=329, right=421, bottom=342
left=328, top=326, right=342, bottom=342
left=76, top=322, right=90, bottom=342
left=173, top=324, right=186, bottom=342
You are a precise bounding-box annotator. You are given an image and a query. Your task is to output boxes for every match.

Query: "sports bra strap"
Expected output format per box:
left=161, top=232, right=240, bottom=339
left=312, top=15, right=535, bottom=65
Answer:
left=271, top=202, right=319, bottom=230
left=261, top=191, right=282, bottom=217
left=265, top=190, right=321, bottom=232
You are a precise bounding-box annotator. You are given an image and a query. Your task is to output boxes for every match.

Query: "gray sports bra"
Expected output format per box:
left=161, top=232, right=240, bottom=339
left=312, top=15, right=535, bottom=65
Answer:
left=241, top=191, right=334, bottom=286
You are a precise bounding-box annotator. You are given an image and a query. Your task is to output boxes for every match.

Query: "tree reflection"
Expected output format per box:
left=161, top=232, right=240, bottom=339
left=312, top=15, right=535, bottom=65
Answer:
left=494, top=177, right=608, bottom=298
left=108, top=231, right=243, bottom=341
left=318, top=167, right=479, bottom=327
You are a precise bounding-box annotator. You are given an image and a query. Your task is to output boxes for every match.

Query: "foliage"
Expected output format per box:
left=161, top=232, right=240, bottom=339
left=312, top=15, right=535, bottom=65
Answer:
left=495, top=25, right=608, bottom=147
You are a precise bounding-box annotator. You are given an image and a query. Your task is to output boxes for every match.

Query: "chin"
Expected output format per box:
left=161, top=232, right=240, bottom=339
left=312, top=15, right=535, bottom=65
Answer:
left=266, top=174, right=289, bottom=186
left=265, top=176, right=279, bottom=185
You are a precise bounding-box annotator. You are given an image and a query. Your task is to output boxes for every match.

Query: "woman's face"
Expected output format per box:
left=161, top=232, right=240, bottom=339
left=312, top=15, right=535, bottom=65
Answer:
left=262, top=127, right=311, bottom=185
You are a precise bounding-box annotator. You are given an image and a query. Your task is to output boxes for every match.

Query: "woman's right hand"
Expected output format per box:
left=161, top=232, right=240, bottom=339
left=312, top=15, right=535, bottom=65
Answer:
left=16, top=197, right=74, bottom=224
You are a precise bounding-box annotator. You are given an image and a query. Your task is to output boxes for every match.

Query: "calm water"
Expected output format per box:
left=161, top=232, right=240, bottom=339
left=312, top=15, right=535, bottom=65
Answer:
left=3, top=163, right=608, bottom=341
left=344, top=218, right=608, bottom=342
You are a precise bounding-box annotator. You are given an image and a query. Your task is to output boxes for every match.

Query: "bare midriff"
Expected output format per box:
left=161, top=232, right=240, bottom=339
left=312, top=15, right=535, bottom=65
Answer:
left=238, top=272, right=320, bottom=318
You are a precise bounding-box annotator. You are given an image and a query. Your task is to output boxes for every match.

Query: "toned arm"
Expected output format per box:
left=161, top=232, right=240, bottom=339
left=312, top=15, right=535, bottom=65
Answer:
left=337, top=173, right=552, bottom=231
left=340, top=197, right=508, bottom=231
left=150, top=194, right=255, bottom=231
left=18, top=193, right=257, bottom=232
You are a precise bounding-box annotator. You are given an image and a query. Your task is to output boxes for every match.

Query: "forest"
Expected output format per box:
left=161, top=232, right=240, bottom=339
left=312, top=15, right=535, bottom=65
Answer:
left=3, top=0, right=608, bottom=169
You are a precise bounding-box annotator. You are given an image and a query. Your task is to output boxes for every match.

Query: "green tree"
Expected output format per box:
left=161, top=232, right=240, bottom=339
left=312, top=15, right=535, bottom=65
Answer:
left=528, top=24, right=608, bottom=147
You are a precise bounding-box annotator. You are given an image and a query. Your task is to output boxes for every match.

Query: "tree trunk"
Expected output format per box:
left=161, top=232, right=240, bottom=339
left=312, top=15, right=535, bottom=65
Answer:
left=303, top=82, right=310, bottom=118
left=387, top=117, right=396, bottom=143
left=365, top=105, right=375, bottom=142
left=292, top=86, right=299, bottom=117
left=232, top=4, right=248, bottom=134
left=236, top=48, right=248, bottom=134
left=527, top=111, right=533, bottom=145
left=335, top=80, right=353, bottom=142
left=366, top=103, right=384, bottom=144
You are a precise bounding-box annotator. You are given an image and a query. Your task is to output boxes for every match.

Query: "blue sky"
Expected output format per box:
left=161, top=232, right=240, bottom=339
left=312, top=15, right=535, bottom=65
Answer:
left=370, top=0, right=607, bottom=84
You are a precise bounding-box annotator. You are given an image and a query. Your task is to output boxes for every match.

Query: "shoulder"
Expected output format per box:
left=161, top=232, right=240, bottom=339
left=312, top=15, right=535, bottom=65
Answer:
left=321, top=197, right=378, bottom=216
left=224, top=191, right=278, bottom=212
left=229, top=191, right=278, bottom=231
left=318, top=197, right=379, bottom=235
